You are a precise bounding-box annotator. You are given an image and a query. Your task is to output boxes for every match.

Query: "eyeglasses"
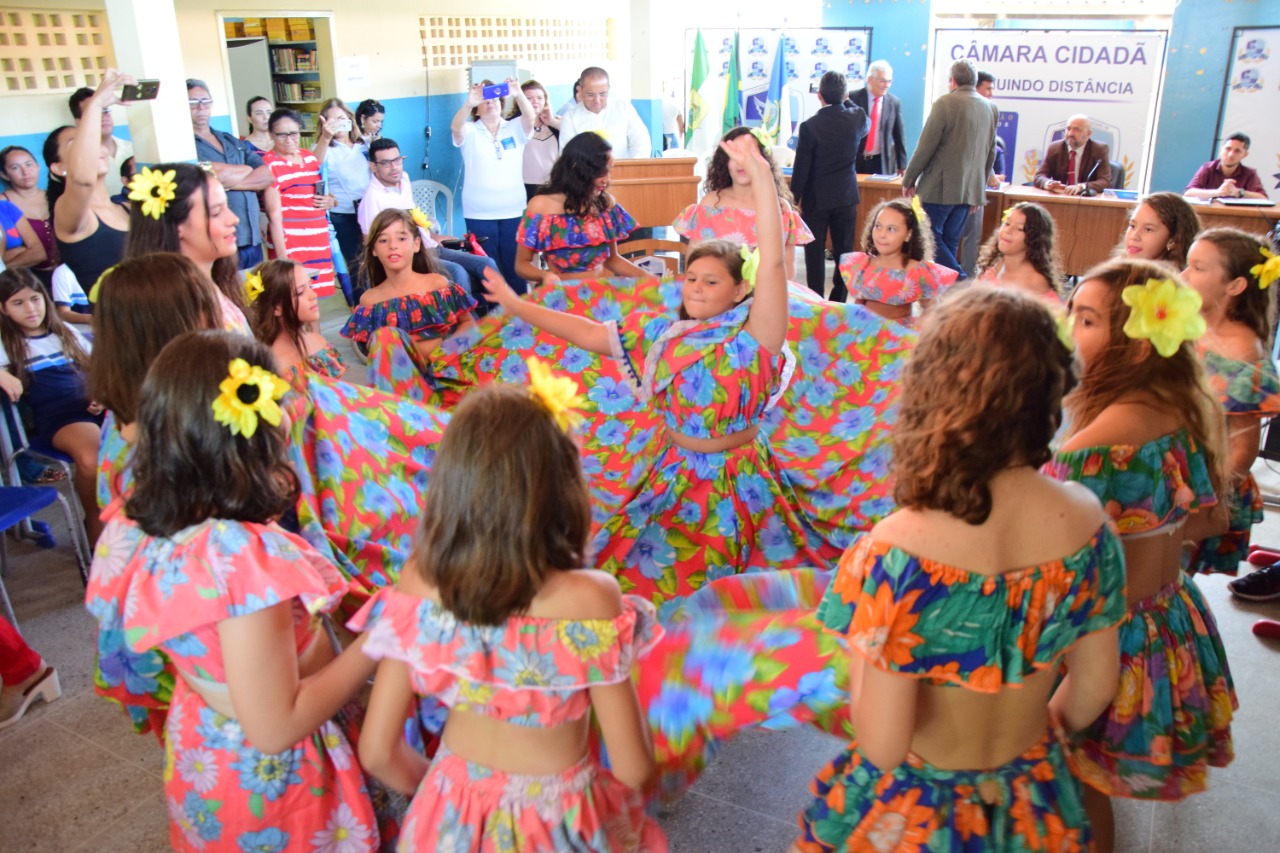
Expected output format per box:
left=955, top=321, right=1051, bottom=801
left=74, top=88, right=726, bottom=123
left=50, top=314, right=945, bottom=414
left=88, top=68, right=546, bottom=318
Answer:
left=188, top=98, right=214, bottom=108
left=273, top=131, right=301, bottom=140
left=374, top=156, right=405, bottom=167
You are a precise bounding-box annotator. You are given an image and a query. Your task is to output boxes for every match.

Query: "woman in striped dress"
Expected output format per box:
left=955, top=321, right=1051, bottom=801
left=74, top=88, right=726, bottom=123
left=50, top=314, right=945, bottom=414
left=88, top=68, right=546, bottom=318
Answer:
left=262, top=108, right=337, bottom=297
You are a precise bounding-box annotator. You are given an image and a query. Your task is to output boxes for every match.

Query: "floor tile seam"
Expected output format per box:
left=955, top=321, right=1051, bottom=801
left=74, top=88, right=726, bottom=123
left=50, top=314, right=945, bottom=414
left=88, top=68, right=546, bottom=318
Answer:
left=43, top=713, right=166, bottom=781
left=678, top=788, right=803, bottom=829
left=73, top=789, right=164, bottom=853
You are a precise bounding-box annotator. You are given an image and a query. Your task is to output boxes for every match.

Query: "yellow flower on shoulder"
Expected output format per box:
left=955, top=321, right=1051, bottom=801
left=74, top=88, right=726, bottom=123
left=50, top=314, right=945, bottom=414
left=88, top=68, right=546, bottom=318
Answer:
left=211, top=358, right=290, bottom=438
left=1120, top=277, right=1205, bottom=357
left=243, top=271, right=264, bottom=304
left=526, top=356, right=585, bottom=432
left=128, top=166, right=178, bottom=220
left=409, top=207, right=433, bottom=231
left=1252, top=246, right=1280, bottom=290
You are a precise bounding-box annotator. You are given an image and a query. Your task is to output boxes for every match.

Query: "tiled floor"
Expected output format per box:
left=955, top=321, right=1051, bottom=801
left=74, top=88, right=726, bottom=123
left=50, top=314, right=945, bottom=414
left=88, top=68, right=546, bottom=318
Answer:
left=3, top=287, right=1279, bottom=851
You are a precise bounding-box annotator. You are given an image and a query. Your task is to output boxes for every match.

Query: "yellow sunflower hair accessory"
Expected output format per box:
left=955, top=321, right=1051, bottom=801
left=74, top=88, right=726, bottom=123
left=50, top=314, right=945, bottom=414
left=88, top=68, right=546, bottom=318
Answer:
left=748, top=127, right=772, bottom=150
left=409, top=207, right=433, bottom=231
left=589, top=128, right=611, bottom=142
left=739, top=245, right=760, bottom=286
left=1120, top=277, right=1206, bottom=358
left=211, top=358, right=290, bottom=438
left=1056, top=311, right=1075, bottom=353
left=243, top=271, right=264, bottom=304
left=88, top=264, right=117, bottom=304
left=526, top=356, right=585, bottom=432
left=127, top=166, right=178, bottom=220
left=1252, top=246, right=1280, bottom=291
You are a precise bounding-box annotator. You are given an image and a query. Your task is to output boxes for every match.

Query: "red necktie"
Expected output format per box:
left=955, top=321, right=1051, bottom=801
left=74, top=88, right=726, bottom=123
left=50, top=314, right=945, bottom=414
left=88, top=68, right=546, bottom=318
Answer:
left=866, top=97, right=880, bottom=154
left=1067, top=148, right=1077, bottom=185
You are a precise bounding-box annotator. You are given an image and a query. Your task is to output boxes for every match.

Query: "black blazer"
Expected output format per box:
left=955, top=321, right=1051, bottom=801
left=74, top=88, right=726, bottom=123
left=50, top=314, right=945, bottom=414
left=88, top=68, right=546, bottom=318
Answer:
left=791, top=102, right=869, bottom=212
left=849, top=88, right=907, bottom=172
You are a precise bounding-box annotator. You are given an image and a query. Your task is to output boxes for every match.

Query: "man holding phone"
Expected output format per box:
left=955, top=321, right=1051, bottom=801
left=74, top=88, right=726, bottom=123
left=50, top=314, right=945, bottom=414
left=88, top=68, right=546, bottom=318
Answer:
left=558, top=66, right=652, bottom=159
left=68, top=86, right=134, bottom=196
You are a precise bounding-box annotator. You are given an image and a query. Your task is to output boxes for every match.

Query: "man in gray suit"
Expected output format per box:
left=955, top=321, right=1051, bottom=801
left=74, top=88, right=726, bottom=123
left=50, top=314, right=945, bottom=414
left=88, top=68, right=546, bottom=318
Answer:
left=850, top=60, right=907, bottom=174
left=901, top=60, right=997, bottom=277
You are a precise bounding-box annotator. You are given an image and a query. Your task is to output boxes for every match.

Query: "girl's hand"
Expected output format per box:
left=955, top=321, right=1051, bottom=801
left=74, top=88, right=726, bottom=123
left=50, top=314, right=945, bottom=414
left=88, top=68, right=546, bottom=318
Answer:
left=467, top=84, right=485, bottom=107
left=480, top=266, right=518, bottom=307
left=318, top=114, right=341, bottom=139
left=0, top=372, right=22, bottom=402
left=542, top=273, right=561, bottom=289
left=719, top=134, right=770, bottom=179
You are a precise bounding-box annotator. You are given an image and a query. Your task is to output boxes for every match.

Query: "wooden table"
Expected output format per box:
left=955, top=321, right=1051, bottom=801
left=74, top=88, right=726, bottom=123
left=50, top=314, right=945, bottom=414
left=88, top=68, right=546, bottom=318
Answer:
left=607, top=158, right=700, bottom=229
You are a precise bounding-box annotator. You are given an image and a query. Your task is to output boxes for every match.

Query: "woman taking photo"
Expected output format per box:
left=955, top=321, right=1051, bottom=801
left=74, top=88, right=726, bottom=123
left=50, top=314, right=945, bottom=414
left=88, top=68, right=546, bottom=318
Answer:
left=517, top=79, right=560, bottom=200
left=313, top=98, right=370, bottom=296
left=262, top=108, right=338, bottom=297
left=354, top=99, right=385, bottom=152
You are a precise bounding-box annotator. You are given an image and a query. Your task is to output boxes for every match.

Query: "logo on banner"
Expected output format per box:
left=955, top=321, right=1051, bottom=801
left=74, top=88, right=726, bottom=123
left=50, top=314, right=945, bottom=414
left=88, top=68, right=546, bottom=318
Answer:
left=1239, top=38, right=1269, bottom=63
left=1233, top=69, right=1264, bottom=92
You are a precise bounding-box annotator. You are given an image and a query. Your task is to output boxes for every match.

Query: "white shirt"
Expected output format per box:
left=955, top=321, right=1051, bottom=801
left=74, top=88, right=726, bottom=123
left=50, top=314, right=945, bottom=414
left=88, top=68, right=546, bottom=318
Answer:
left=357, top=173, right=438, bottom=247
left=558, top=101, right=652, bottom=159
left=454, top=118, right=528, bottom=220
left=322, top=143, right=371, bottom=213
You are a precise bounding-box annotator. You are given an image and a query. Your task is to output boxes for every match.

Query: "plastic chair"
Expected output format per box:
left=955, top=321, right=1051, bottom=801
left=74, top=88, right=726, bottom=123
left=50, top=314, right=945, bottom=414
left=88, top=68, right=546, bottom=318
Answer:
left=410, top=180, right=455, bottom=237
left=0, top=486, right=87, bottom=627
left=0, top=398, right=89, bottom=561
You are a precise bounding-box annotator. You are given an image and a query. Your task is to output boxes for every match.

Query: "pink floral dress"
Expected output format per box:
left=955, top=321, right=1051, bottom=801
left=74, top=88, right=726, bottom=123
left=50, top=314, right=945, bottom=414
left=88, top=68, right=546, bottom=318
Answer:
left=516, top=204, right=637, bottom=274
left=282, top=343, right=347, bottom=392
left=837, top=252, right=959, bottom=322
left=672, top=203, right=813, bottom=252
left=350, top=588, right=667, bottom=852
left=85, top=502, right=380, bottom=852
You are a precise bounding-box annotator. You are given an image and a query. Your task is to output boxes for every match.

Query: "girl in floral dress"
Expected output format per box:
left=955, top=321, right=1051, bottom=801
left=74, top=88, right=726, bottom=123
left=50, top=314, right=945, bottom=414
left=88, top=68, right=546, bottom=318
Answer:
left=1179, top=229, right=1279, bottom=576
left=354, top=381, right=665, bottom=851
left=1045, top=259, right=1234, bottom=851
left=85, top=331, right=381, bottom=852
left=795, top=288, right=1127, bottom=852
left=837, top=198, right=958, bottom=323
left=249, top=258, right=347, bottom=391
left=974, top=202, right=1064, bottom=305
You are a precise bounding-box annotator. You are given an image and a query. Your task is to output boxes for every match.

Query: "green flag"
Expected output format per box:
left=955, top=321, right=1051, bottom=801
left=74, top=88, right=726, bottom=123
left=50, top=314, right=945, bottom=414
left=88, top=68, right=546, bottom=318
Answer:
left=722, top=30, right=741, bottom=134
left=686, top=30, right=710, bottom=147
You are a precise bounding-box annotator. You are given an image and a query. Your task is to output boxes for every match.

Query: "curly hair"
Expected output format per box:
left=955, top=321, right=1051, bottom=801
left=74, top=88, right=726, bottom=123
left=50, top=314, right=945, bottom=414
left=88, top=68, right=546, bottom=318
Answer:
left=859, top=199, right=935, bottom=263
left=414, top=383, right=591, bottom=626
left=1064, top=258, right=1227, bottom=498
left=1115, top=192, right=1202, bottom=270
left=539, top=132, right=613, bottom=215
left=361, top=208, right=444, bottom=287
left=1193, top=227, right=1275, bottom=345
left=703, top=126, right=793, bottom=205
left=249, top=259, right=309, bottom=359
left=125, top=331, right=299, bottom=538
left=975, top=202, right=1063, bottom=297
left=893, top=288, right=1076, bottom=524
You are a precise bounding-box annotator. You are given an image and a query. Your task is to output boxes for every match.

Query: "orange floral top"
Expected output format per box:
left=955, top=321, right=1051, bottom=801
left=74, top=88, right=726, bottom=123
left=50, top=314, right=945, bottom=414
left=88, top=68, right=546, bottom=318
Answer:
left=816, top=526, right=1126, bottom=690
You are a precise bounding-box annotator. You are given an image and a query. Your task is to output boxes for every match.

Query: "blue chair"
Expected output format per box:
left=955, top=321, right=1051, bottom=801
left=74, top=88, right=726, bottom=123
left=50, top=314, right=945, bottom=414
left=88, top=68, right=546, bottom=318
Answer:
left=0, top=485, right=87, bottom=627
left=0, top=398, right=83, bottom=536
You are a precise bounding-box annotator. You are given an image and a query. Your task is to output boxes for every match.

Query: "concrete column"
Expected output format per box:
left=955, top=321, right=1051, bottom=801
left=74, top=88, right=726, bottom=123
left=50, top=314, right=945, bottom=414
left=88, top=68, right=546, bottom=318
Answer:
left=104, top=0, right=194, bottom=163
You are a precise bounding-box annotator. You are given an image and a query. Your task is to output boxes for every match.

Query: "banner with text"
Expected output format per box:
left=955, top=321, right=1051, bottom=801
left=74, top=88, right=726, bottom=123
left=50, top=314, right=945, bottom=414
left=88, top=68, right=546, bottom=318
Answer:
left=931, top=29, right=1168, bottom=191
left=1218, top=27, right=1280, bottom=201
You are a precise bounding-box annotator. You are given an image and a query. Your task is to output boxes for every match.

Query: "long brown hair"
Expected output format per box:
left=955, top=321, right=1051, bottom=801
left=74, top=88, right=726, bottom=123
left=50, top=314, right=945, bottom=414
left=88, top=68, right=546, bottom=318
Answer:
left=1115, top=192, right=1202, bottom=270
left=0, top=268, right=90, bottom=386
left=317, top=98, right=360, bottom=146
left=859, top=199, right=934, bottom=263
left=414, top=383, right=591, bottom=626
left=975, top=202, right=1063, bottom=296
left=1065, top=258, right=1227, bottom=496
left=1194, top=228, right=1275, bottom=345
left=703, top=126, right=794, bottom=205
left=893, top=288, right=1076, bottom=524
left=362, top=208, right=444, bottom=287
left=125, top=331, right=299, bottom=537
left=249, top=259, right=309, bottom=358
left=89, top=253, right=224, bottom=424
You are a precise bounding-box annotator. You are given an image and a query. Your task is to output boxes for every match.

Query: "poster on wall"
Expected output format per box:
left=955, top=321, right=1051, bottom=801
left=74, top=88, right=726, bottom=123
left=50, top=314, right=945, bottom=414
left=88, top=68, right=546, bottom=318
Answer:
left=931, top=29, right=1168, bottom=191
left=1217, top=27, right=1280, bottom=201
left=684, top=28, right=871, bottom=166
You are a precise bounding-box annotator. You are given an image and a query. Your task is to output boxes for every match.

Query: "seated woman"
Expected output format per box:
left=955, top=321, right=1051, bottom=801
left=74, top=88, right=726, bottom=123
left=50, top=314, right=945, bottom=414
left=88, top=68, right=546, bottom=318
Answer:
left=837, top=198, right=958, bottom=322
left=796, top=287, right=1126, bottom=852
left=514, top=132, right=645, bottom=287
left=1114, top=191, right=1201, bottom=270
left=1, top=144, right=58, bottom=285
left=249, top=258, right=346, bottom=390
left=975, top=201, right=1063, bottom=304
left=673, top=126, right=812, bottom=284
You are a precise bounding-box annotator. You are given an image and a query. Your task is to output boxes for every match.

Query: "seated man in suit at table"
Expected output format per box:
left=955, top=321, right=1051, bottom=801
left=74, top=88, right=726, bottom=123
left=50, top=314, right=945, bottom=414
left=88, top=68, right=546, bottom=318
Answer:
left=1033, top=114, right=1112, bottom=196
left=1185, top=132, right=1269, bottom=200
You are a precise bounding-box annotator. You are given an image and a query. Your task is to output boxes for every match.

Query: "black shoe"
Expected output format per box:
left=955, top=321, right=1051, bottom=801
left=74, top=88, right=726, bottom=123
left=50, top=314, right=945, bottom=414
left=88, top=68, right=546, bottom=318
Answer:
left=1228, top=564, right=1280, bottom=601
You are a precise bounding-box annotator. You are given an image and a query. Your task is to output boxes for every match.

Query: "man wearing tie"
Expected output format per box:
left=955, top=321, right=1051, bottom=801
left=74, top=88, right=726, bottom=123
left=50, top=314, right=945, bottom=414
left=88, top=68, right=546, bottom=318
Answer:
left=850, top=61, right=907, bottom=174
left=1033, top=114, right=1112, bottom=196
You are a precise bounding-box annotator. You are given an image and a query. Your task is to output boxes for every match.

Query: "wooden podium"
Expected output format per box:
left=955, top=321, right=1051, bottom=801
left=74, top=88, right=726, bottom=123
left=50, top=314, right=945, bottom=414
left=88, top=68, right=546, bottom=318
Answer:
left=607, top=158, right=700, bottom=228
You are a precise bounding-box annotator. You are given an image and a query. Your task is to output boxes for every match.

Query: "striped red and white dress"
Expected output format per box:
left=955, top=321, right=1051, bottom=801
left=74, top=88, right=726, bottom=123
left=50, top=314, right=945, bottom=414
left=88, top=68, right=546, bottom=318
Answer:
left=263, top=149, right=336, bottom=296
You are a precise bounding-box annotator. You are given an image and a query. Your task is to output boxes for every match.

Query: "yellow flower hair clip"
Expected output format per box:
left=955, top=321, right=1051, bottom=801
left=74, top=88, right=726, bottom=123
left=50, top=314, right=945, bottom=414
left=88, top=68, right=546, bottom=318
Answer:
left=526, top=356, right=585, bottom=432
left=127, top=166, right=178, bottom=220
left=88, top=264, right=117, bottom=304
left=1252, top=246, right=1280, bottom=291
left=1120, top=277, right=1206, bottom=358
left=589, top=128, right=611, bottom=142
left=1001, top=206, right=1016, bottom=224
left=243, top=271, right=264, bottom=304
left=409, top=207, right=433, bottom=231
left=749, top=127, right=772, bottom=150
left=211, top=358, right=290, bottom=438
left=1056, top=311, right=1075, bottom=353
left=739, top=245, right=760, bottom=286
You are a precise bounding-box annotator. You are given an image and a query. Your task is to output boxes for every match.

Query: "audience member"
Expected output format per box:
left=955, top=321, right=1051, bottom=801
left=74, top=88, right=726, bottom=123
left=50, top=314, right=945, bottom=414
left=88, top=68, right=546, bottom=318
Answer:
left=901, top=59, right=997, bottom=276
left=313, top=98, right=370, bottom=298
left=188, top=79, right=272, bottom=270
left=68, top=85, right=133, bottom=196
left=50, top=263, right=91, bottom=329
left=518, top=80, right=560, bottom=200
left=559, top=66, right=651, bottom=159
left=242, top=95, right=274, bottom=152
left=1, top=146, right=57, bottom=282
left=1116, top=191, right=1202, bottom=269
left=975, top=71, right=1006, bottom=184
left=1185, top=132, right=1269, bottom=200
left=354, top=98, right=385, bottom=152
left=556, top=77, right=583, bottom=117
left=261, top=108, right=338, bottom=296
left=1034, top=114, right=1112, bottom=196
left=849, top=60, right=906, bottom=175
left=791, top=70, right=868, bottom=300
left=0, top=177, right=47, bottom=272
left=0, top=615, right=60, bottom=728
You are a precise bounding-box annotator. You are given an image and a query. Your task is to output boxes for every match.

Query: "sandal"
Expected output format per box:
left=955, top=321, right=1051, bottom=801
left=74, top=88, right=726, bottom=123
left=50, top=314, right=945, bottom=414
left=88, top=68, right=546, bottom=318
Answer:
left=32, top=467, right=67, bottom=485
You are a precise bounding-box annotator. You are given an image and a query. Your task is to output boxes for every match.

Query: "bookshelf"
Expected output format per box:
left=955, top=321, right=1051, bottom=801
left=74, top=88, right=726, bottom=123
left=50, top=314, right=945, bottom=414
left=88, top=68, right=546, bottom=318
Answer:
left=223, top=16, right=336, bottom=144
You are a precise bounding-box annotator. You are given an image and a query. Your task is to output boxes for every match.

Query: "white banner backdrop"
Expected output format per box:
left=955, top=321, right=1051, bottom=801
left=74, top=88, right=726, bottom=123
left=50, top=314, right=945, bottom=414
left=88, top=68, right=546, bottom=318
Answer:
left=931, top=29, right=1168, bottom=191
left=1218, top=27, right=1280, bottom=201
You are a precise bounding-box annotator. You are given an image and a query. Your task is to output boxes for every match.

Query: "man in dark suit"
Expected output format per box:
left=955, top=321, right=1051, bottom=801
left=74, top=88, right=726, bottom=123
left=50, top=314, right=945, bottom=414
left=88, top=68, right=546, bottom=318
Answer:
left=1033, top=115, right=1112, bottom=196
left=850, top=60, right=907, bottom=175
left=791, top=71, right=868, bottom=301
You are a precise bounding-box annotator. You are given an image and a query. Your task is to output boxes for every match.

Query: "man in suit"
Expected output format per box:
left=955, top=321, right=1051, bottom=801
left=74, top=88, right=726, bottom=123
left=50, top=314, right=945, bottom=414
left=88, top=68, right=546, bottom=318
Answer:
left=850, top=60, right=907, bottom=175
left=1033, top=114, right=1112, bottom=196
left=791, top=70, right=868, bottom=301
left=901, top=60, right=997, bottom=277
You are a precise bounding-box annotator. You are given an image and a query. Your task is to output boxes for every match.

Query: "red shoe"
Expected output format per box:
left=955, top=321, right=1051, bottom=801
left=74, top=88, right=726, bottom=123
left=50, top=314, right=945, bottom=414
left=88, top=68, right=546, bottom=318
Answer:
left=1252, top=619, right=1280, bottom=640
left=1247, top=549, right=1280, bottom=567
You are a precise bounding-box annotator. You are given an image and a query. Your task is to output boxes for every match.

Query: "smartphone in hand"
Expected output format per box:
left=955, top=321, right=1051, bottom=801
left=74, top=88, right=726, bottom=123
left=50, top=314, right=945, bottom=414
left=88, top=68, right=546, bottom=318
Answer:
left=482, top=82, right=510, bottom=100
left=121, top=79, right=160, bottom=101
left=314, top=180, right=326, bottom=196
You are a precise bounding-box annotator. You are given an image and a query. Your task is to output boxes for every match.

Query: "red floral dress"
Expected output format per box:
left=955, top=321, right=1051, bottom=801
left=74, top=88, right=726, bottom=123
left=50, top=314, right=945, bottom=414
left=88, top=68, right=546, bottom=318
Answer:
left=672, top=202, right=813, bottom=252
left=263, top=149, right=336, bottom=296
left=837, top=252, right=959, bottom=322
left=281, top=343, right=347, bottom=392
left=516, top=204, right=637, bottom=274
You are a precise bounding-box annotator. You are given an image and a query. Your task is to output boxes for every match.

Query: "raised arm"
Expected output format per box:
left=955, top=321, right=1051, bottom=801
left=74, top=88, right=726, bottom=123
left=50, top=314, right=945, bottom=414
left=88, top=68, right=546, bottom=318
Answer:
left=725, top=135, right=787, bottom=355
left=509, top=77, right=536, bottom=135
left=451, top=84, right=484, bottom=145
left=481, top=267, right=612, bottom=355
left=55, top=69, right=133, bottom=238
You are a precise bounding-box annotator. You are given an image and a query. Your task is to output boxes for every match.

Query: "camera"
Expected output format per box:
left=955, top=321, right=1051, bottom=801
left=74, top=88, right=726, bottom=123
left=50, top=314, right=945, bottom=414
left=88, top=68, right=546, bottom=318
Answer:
left=482, top=82, right=510, bottom=100
left=121, top=79, right=160, bottom=101
left=332, top=117, right=352, bottom=133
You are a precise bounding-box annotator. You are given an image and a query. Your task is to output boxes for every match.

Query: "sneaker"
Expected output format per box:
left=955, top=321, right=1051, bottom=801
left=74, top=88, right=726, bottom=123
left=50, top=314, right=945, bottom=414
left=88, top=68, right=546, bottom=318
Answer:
left=1228, top=564, right=1280, bottom=602
left=0, top=663, right=61, bottom=729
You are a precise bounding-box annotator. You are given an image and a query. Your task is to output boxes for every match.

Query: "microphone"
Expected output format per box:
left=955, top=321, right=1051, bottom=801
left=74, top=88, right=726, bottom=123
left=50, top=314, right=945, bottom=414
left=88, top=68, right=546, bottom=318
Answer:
left=1081, top=159, right=1101, bottom=197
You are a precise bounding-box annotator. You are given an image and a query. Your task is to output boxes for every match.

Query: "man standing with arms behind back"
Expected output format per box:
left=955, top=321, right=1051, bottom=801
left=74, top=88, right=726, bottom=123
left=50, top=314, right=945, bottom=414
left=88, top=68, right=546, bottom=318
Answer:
left=791, top=70, right=868, bottom=302
left=901, top=60, right=996, bottom=277
left=850, top=60, right=906, bottom=175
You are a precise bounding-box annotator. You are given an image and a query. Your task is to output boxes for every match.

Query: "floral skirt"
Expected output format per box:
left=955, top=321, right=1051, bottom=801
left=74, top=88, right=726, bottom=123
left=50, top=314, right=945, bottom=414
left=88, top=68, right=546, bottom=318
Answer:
left=398, top=747, right=665, bottom=852
left=365, top=326, right=472, bottom=409
left=797, top=729, right=1092, bottom=852
left=1189, top=473, right=1262, bottom=575
left=162, top=680, right=379, bottom=852
left=1071, top=573, right=1236, bottom=800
